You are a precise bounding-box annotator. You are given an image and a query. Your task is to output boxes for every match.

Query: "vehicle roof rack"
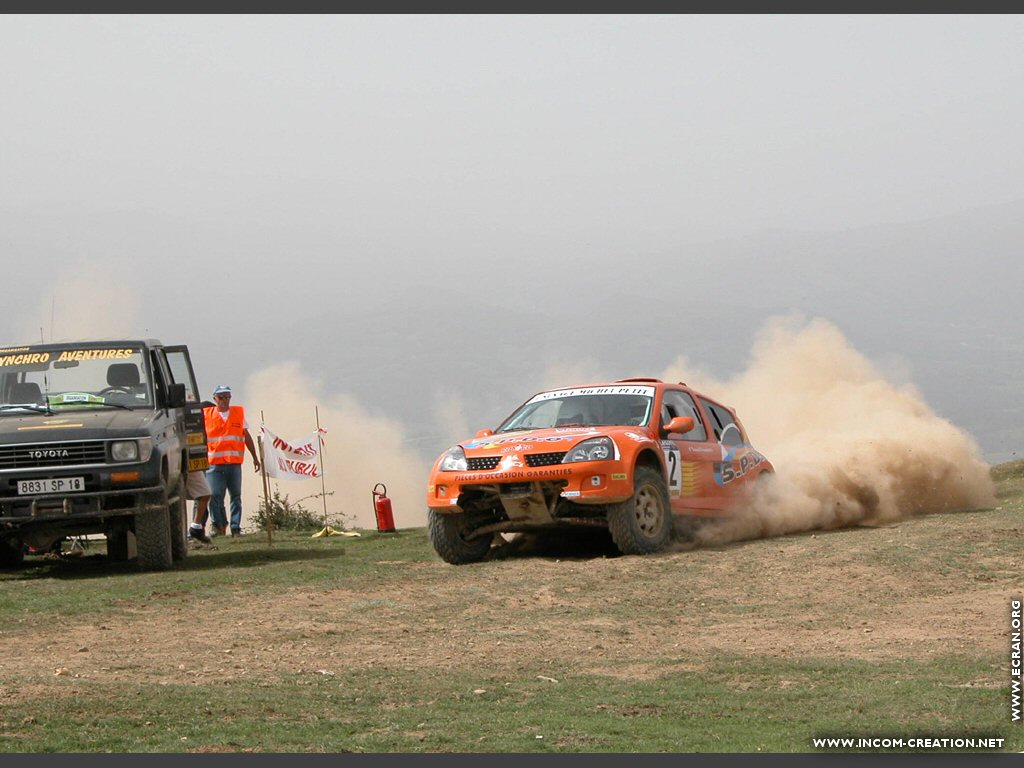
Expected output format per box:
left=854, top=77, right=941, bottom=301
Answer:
left=615, top=377, right=662, bottom=383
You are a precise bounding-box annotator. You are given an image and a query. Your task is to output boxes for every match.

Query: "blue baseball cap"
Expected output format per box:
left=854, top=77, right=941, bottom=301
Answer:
left=212, top=385, right=232, bottom=396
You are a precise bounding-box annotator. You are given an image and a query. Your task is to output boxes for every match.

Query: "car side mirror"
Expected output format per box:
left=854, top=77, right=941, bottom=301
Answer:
left=666, top=416, right=695, bottom=434
left=167, top=383, right=187, bottom=409
left=475, top=428, right=494, bottom=438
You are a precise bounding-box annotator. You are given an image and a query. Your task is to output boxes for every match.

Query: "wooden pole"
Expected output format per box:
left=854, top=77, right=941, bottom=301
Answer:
left=259, top=410, right=272, bottom=545
left=315, top=405, right=328, bottom=529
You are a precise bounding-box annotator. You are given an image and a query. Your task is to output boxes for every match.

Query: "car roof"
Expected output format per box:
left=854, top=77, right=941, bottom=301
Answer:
left=1, top=339, right=162, bottom=352
left=611, top=378, right=737, bottom=415
left=529, top=379, right=740, bottom=422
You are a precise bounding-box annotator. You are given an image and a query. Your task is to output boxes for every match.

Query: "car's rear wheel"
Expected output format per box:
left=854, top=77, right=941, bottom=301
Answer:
left=428, top=509, right=492, bottom=565
left=607, top=466, right=672, bottom=555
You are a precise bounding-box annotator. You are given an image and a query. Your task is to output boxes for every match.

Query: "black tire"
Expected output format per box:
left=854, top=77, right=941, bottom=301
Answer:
left=0, top=539, right=24, bottom=569
left=136, top=493, right=173, bottom=572
left=428, top=509, right=492, bottom=565
left=607, top=466, right=672, bottom=555
left=168, top=474, right=188, bottom=562
left=106, top=530, right=131, bottom=562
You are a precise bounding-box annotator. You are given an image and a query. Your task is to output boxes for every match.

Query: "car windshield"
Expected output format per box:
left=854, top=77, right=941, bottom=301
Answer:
left=0, top=345, right=154, bottom=413
left=496, top=385, right=655, bottom=433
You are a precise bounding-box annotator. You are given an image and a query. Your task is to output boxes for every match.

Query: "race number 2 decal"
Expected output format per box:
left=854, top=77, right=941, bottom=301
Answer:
left=662, top=443, right=682, bottom=495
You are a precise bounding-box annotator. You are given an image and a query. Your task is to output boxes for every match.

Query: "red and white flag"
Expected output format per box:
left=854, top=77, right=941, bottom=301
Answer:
left=261, top=426, right=327, bottom=480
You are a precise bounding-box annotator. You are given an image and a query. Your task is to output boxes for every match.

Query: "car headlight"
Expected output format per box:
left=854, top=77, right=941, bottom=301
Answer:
left=563, top=437, right=616, bottom=463
left=110, top=438, right=153, bottom=463
left=438, top=446, right=468, bottom=472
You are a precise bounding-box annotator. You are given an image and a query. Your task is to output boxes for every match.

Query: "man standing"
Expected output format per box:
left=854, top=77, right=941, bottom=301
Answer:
left=186, top=469, right=213, bottom=543
left=204, top=385, right=261, bottom=536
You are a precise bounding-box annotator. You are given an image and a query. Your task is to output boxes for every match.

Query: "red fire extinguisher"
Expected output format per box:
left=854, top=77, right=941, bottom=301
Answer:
left=372, top=483, right=396, bottom=533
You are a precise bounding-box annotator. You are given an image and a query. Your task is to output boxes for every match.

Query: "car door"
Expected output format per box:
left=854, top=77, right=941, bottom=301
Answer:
left=162, top=346, right=209, bottom=473
left=658, top=388, right=720, bottom=514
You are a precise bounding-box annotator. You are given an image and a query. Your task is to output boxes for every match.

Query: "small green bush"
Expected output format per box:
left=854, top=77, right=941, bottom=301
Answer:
left=254, top=489, right=329, bottom=531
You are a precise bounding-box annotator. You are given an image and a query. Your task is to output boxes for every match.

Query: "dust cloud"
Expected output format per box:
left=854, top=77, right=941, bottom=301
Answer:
left=17, top=270, right=141, bottom=343
left=661, top=316, right=996, bottom=546
left=242, top=362, right=431, bottom=531
left=431, top=391, right=471, bottom=450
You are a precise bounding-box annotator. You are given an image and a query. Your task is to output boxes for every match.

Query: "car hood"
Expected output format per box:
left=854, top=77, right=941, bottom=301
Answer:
left=0, top=408, right=163, bottom=443
left=460, top=425, right=655, bottom=454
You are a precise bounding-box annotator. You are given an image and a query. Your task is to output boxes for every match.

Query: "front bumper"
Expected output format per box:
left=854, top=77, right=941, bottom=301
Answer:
left=426, top=459, right=635, bottom=512
left=0, top=483, right=166, bottom=521
left=0, top=452, right=170, bottom=538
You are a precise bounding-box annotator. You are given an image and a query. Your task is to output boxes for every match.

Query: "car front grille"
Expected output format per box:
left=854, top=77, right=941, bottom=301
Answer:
left=525, top=451, right=566, bottom=467
left=0, top=441, right=107, bottom=470
left=467, top=456, right=501, bottom=471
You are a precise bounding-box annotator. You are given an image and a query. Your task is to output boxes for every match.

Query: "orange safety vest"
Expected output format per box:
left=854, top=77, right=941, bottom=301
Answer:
left=204, top=405, right=246, bottom=465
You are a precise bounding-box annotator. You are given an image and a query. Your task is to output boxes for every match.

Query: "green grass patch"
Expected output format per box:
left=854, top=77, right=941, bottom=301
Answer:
left=0, top=656, right=1016, bottom=752
left=0, top=529, right=426, bottom=632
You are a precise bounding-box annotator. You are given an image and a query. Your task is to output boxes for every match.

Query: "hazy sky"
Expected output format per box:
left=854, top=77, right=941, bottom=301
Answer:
left=2, top=15, right=1021, bottom=525
left=5, top=16, right=1023, bottom=238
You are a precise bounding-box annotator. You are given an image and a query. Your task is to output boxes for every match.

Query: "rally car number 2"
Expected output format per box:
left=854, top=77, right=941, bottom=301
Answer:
left=661, top=443, right=682, bottom=495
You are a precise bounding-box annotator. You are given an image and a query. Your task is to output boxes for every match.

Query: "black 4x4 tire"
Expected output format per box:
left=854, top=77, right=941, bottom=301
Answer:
left=136, top=482, right=175, bottom=571
left=0, top=539, right=24, bottom=569
left=168, top=475, right=189, bottom=562
left=428, top=509, right=492, bottom=565
left=607, top=466, right=672, bottom=555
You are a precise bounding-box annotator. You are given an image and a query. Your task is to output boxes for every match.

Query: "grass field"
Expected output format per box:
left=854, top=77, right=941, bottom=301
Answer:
left=1, top=462, right=1022, bottom=753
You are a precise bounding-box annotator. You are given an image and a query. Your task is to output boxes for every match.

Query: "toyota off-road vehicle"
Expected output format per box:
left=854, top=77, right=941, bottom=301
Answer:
left=0, top=340, right=208, bottom=570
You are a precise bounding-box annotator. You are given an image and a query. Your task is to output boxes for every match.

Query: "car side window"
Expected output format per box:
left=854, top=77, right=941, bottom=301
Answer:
left=698, top=398, right=743, bottom=447
left=662, top=391, right=707, bottom=442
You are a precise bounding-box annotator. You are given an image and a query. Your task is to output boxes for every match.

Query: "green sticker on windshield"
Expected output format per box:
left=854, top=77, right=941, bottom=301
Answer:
left=49, top=392, right=106, bottom=408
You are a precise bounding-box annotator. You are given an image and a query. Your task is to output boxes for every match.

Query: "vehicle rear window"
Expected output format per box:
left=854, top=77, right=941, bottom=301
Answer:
left=698, top=398, right=743, bottom=446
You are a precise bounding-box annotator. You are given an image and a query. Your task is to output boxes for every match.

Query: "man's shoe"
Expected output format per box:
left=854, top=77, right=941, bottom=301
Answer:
left=189, top=526, right=211, bottom=544
left=211, top=525, right=228, bottom=537
left=230, top=529, right=242, bottom=537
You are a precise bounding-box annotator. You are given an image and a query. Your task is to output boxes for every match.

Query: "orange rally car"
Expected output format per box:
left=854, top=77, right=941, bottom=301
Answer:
left=426, top=378, right=773, bottom=564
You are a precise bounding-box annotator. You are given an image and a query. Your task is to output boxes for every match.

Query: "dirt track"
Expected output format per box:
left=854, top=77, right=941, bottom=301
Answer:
left=1, top=509, right=1018, bottom=701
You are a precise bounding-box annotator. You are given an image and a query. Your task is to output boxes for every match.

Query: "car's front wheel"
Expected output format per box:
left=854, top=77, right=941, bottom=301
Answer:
left=607, top=466, right=672, bottom=555
left=428, top=509, right=492, bottom=565
left=0, top=538, right=24, bottom=569
left=136, top=487, right=174, bottom=571
left=168, top=475, right=188, bottom=562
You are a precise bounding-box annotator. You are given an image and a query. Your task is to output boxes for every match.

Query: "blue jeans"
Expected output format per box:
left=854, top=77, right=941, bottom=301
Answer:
left=207, top=463, right=243, bottom=532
